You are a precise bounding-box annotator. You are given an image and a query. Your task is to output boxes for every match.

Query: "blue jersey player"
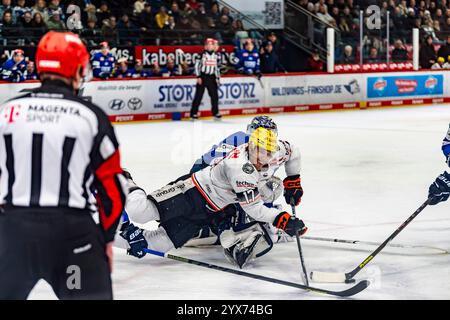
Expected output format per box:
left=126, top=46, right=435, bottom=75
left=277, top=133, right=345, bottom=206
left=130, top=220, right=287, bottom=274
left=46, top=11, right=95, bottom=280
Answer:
left=428, top=124, right=450, bottom=205
left=91, top=42, right=116, bottom=79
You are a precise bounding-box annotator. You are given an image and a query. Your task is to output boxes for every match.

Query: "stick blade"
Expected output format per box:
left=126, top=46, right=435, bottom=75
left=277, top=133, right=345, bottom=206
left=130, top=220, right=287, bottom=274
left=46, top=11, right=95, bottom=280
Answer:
left=310, top=270, right=347, bottom=283
left=331, top=280, right=370, bottom=297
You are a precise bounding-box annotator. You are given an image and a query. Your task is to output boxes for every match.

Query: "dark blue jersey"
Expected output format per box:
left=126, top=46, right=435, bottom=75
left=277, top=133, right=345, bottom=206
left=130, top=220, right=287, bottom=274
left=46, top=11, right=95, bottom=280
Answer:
left=1, top=58, right=27, bottom=82
left=91, top=52, right=116, bottom=79
left=190, top=131, right=249, bottom=173
left=443, top=124, right=450, bottom=166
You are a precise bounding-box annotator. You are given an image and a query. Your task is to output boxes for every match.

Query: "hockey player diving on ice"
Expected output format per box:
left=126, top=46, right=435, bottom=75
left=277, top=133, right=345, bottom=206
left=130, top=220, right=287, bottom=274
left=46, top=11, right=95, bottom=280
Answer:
left=118, top=117, right=306, bottom=268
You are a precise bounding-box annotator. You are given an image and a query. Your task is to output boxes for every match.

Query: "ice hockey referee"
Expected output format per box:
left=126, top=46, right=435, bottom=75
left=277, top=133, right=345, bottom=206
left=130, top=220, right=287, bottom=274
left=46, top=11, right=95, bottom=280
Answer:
left=0, top=32, right=127, bottom=300
left=190, top=38, right=222, bottom=120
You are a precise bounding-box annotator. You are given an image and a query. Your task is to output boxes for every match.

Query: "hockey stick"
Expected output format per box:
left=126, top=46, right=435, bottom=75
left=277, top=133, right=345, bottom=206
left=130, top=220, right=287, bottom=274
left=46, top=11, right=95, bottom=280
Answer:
left=301, top=235, right=448, bottom=255
left=310, top=199, right=431, bottom=283
left=291, top=201, right=309, bottom=286
left=143, top=248, right=370, bottom=297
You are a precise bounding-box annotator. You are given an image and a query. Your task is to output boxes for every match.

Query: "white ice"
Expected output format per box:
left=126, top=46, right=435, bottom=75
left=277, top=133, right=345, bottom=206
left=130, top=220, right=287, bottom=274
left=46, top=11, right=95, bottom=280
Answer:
left=29, top=104, right=450, bottom=299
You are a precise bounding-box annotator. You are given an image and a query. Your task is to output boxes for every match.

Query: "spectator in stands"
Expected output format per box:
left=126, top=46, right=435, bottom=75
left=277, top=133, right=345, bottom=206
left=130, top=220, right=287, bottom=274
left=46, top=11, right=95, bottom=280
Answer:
left=437, top=35, right=450, bottom=61
left=391, top=39, right=409, bottom=62
left=339, top=45, right=355, bottom=63
left=187, top=0, right=200, bottom=11
left=19, top=11, right=35, bottom=44
left=82, top=18, right=102, bottom=46
left=420, top=35, right=437, bottom=68
left=421, top=18, right=439, bottom=41
left=118, top=14, right=138, bottom=45
left=169, top=2, right=181, bottom=23
left=25, top=60, right=38, bottom=80
left=317, top=4, right=335, bottom=25
left=31, top=11, right=47, bottom=39
left=208, top=2, right=220, bottom=24
left=431, top=56, right=445, bottom=69
left=113, top=58, right=133, bottom=78
left=101, top=16, right=119, bottom=47
left=0, top=0, right=12, bottom=23
left=267, top=32, right=282, bottom=57
left=1, top=49, right=27, bottom=82
left=32, top=0, right=48, bottom=23
left=339, top=6, right=355, bottom=40
left=203, top=16, right=221, bottom=41
left=176, top=13, right=193, bottom=43
left=1, top=10, right=20, bottom=44
left=46, top=10, right=66, bottom=31
left=47, top=0, right=64, bottom=20
left=366, top=47, right=380, bottom=63
left=443, top=55, right=450, bottom=69
left=220, top=6, right=233, bottom=23
left=155, top=6, right=170, bottom=29
left=218, top=14, right=234, bottom=44
left=13, top=0, right=30, bottom=23
left=85, top=4, right=97, bottom=25
left=196, top=2, right=208, bottom=26
left=134, top=0, right=146, bottom=15
left=96, top=2, right=111, bottom=28
left=139, top=2, right=155, bottom=43
left=162, top=15, right=179, bottom=45
left=307, top=49, right=324, bottom=72
left=260, top=40, right=286, bottom=74
left=180, top=3, right=196, bottom=21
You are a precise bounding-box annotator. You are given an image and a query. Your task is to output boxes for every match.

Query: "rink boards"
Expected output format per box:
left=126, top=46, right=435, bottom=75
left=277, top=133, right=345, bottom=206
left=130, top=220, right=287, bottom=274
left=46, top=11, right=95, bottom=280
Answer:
left=0, top=70, right=448, bottom=122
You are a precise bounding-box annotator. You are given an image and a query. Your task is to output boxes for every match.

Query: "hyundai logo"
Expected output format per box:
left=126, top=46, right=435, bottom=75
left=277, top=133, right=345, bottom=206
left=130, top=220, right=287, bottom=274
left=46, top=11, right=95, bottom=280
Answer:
left=109, top=99, right=125, bottom=110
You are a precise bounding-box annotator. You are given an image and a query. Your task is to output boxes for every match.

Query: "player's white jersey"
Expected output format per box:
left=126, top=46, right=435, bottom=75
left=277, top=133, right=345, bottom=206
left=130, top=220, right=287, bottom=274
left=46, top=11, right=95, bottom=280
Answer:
left=192, top=140, right=301, bottom=224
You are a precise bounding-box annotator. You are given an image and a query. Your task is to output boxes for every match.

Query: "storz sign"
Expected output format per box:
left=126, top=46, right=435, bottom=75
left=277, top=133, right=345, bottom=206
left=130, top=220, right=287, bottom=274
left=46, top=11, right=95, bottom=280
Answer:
left=367, top=75, right=444, bottom=98
left=154, top=82, right=259, bottom=109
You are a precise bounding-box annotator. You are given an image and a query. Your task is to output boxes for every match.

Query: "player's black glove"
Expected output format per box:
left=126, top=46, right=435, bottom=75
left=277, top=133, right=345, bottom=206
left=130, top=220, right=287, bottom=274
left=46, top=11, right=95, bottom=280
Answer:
left=428, top=171, right=450, bottom=205
left=273, top=212, right=307, bottom=237
left=120, top=222, right=148, bottom=258
left=283, top=175, right=303, bottom=206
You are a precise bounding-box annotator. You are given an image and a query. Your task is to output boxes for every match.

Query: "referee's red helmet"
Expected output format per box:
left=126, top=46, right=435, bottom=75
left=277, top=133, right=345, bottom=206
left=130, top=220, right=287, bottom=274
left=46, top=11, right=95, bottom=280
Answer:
left=36, top=31, right=90, bottom=79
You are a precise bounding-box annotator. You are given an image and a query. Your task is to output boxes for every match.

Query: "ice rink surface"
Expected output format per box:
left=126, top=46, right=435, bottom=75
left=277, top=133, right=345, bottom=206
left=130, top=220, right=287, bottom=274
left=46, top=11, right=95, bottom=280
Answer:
left=30, top=104, right=450, bottom=299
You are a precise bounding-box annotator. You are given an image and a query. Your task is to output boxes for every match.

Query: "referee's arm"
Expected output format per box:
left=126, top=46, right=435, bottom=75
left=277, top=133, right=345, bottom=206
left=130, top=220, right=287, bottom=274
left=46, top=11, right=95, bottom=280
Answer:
left=194, top=56, right=202, bottom=78
left=90, top=116, right=127, bottom=242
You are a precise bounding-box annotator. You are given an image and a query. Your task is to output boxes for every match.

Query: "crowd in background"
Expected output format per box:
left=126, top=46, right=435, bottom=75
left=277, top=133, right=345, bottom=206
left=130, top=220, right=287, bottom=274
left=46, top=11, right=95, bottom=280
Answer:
left=2, top=0, right=450, bottom=78
left=292, top=0, right=450, bottom=69
left=0, top=0, right=260, bottom=46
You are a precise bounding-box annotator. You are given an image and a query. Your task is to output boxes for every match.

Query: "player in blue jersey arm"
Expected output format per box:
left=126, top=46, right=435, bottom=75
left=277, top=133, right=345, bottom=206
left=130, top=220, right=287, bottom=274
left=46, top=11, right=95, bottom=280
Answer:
left=91, top=42, right=116, bottom=79
left=1, top=49, right=27, bottom=82
left=428, top=124, right=450, bottom=205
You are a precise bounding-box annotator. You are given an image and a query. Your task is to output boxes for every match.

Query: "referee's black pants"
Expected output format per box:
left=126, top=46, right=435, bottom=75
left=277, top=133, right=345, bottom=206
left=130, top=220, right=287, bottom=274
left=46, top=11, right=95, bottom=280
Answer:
left=190, top=74, right=219, bottom=117
left=0, top=207, right=112, bottom=300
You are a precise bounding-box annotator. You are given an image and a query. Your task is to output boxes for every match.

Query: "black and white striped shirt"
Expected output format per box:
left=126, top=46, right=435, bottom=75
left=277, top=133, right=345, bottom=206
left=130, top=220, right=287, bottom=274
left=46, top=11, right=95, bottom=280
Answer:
left=195, top=50, right=221, bottom=79
left=0, top=80, right=127, bottom=241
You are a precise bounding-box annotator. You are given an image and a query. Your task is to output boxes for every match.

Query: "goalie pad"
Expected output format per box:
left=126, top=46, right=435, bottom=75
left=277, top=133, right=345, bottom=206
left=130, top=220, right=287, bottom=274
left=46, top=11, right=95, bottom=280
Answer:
left=258, top=176, right=283, bottom=204
left=184, top=226, right=219, bottom=247
left=220, top=221, right=273, bottom=268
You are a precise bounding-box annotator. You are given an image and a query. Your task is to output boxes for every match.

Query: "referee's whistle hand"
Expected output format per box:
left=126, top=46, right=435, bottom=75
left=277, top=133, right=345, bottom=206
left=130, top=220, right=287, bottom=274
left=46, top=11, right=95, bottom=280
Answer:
left=197, top=78, right=202, bottom=85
